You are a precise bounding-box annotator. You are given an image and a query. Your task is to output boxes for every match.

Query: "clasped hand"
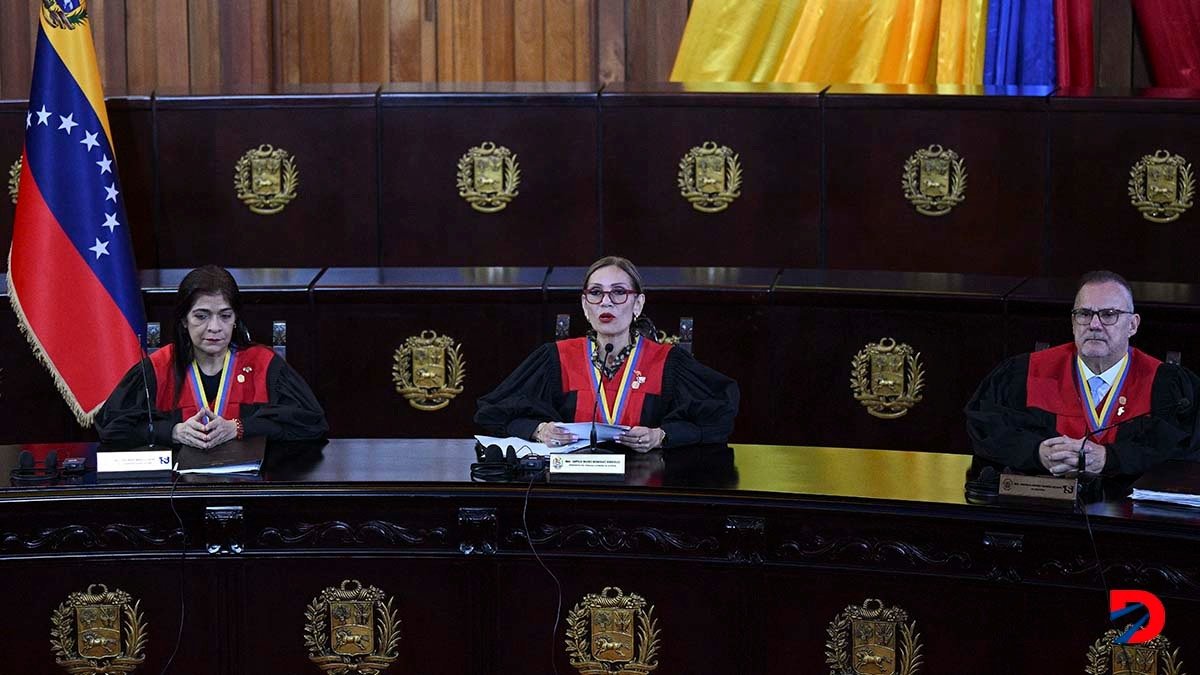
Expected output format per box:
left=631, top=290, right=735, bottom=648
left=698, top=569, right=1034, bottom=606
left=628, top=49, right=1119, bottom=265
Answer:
left=172, top=409, right=237, bottom=449
left=1039, top=435, right=1107, bottom=475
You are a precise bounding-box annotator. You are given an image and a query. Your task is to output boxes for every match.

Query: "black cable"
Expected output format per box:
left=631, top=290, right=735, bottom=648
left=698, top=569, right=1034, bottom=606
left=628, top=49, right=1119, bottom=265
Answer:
left=522, top=469, right=560, bottom=675
left=159, top=469, right=187, bottom=675
left=1078, top=477, right=1111, bottom=610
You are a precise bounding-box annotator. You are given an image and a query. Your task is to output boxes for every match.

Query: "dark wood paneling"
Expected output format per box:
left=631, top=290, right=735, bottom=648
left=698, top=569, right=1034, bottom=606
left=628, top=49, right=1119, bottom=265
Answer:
left=312, top=268, right=547, bottom=438
left=824, top=86, right=1049, bottom=276
left=379, top=87, right=598, bottom=266
left=154, top=95, right=378, bottom=267
left=768, top=271, right=1020, bottom=451
left=0, top=295, right=88, bottom=443
left=1047, top=91, right=1200, bottom=282
left=0, top=102, right=25, bottom=267
left=601, top=83, right=823, bottom=267
left=106, top=97, right=158, bottom=270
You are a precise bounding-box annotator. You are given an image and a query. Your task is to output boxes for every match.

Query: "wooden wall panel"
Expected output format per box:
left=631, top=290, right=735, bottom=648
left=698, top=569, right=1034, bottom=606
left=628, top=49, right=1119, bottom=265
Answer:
left=513, top=0, right=545, bottom=80
left=360, top=0, right=390, bottom=82
left=188, top=0, right=221, bottom=91
left=482, top=0, right=516, bottom=81
left=299, top=0, right=332, bottom=83
left=155, top=0, right=190, bottom=89
left=277, top=0, right=302, bottom=85
left=0, top=0, right=36, bottom=99
left=330, top=0, right=362, bottom=83
left=92, top=0, right=128, bottom=94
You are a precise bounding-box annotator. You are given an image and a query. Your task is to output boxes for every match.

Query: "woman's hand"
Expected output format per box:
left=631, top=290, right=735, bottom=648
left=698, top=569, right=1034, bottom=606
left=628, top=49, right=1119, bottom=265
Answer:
left=201, top=411, right=239, bottom=447
left=618, top=426, right=665, bottom=453
left=534, top=422, right=577, bottom=448
left=172, top=410, right=210, bottom=447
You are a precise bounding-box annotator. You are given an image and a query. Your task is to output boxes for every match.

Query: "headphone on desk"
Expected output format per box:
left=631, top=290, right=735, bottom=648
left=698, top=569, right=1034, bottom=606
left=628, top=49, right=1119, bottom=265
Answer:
left=470, top=444, right=547, bottom=482
left=10, top=450, right=59, bottom=484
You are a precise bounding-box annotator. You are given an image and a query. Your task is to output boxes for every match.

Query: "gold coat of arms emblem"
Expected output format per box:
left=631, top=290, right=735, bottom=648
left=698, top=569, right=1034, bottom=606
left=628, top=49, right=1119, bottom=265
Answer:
left=902, top=144, right=967, bottom=216
left=50, top=584, right=148, bottom=675
left=678, top=141, right=742, bottom=213
left=1128, top=150, right=1195, bottom=223
left=565, top=587, right=660, bottom=675
left=304, top=579, right=401, bottom=675
left=456, top=141, right=520, bottom=213
left=850, top=338, right=925, bottom=419
left=234, top=144, right=299, bottom=215
left=826, top=598, right=923, bottom=675
left=41, top=0, right=88, bottom=30
left=1086, top=626, right=1185, bottom=675
left=392, top=330, right=466, bottom=411
left=7, top=156, right=19, bottom=205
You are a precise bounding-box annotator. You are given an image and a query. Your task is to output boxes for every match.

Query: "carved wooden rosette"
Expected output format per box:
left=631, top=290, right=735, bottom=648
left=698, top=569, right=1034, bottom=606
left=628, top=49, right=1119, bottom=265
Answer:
left=825, top=598, right=923, bottom=675
left=1128, top=149, right=1195, bottom=223
left=304, top=579, right=401, bottom=675
left=391, top=330, right=466, bottom=411
left=850, top=338, right=925, bottom=419
left=902, top=144, right=966, bottom=216
left=50, top=584, right=148, bottom=675
left=456, top=141, right=520, bottom=213
left=565, top=587, right=661, bottom=675
left=234, top=144, right=299, bottom=215
left=1086, top=627, right=1186, bottom=675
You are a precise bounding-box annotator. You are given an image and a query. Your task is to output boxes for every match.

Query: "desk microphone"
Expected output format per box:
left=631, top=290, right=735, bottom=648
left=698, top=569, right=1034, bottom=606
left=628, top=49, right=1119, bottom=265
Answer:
left=136, top=333, right=155, bottom=448
left=589, top=343, right=614, bottom=451
left=1075, top=397, right=1190, bottom=477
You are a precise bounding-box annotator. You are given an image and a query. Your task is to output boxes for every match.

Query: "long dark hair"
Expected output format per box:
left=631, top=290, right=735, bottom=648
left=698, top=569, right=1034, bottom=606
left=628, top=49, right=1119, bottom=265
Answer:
left=583, top=256, right=658, bottom=341
left=171, top=265, right=252, bottom=399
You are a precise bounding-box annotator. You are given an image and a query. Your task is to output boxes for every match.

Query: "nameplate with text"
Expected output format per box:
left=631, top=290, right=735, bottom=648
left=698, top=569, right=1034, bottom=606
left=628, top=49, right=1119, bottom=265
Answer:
left=998, top=472, right=1077, bottom=502
left=549, top=453, right=626, bottom=475
left=96, top=449, right=174, bottom=474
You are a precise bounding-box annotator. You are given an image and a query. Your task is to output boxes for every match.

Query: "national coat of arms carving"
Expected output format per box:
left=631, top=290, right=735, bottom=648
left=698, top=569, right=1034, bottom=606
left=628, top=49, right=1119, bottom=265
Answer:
left=1086, top=626, right=1185, bottom=675
left=677, top=141, right=742, bottom=213
left=456, top=141, right=520, bottom=213
left=392, top=330, right=466, bottom=411
left=850, top=338, right=925, bottom=419
left=565, top=587, right=660, bottom=675
left=41, top=0, right=88, bottom=30
left=304, top=579, right=401, bottom=675
left=1128, top=150, right=1195, bottom=223
left=826, top=598, right=923, bottom=675
left=7, top=157, right=19, bottom=205
left=234, top=144, right=299, bottom=215
left=902, top=144, right=967, bottom=216
left=50, top=584, right=148, bottom=675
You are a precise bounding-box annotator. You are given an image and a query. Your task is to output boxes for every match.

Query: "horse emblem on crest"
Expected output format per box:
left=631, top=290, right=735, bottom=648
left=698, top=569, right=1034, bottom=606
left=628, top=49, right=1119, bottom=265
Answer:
left=1129, top=150, right=1194, bottom=223
left=304, top=580, right=401, bottom=675
left=826, top=598, right=923, bottom=675
left=50, top=584, right=147, bottom=675
left=902, top=144, right=967, bottom=216
left=565, top=587, right=660, bottom=675
left=392, top=330, right=466, bottom=411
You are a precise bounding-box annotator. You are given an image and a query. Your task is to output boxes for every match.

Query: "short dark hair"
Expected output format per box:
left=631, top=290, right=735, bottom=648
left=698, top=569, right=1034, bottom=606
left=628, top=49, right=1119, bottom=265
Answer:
left=171, top=265, right=252, bottom=395
left=1076, top=270, right=1135, bottom=309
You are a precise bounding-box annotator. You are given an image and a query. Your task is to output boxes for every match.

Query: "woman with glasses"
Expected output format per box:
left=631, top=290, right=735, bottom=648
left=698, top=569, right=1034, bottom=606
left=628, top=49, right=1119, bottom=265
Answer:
left=475, top=256, right=739, bottom=451
left=97, top=265, right=328, bottom=448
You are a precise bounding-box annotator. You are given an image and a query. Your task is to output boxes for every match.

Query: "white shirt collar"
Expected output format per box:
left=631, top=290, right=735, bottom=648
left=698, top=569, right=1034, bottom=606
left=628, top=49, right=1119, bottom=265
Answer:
left=1079, top=352, right=1128, bottom=386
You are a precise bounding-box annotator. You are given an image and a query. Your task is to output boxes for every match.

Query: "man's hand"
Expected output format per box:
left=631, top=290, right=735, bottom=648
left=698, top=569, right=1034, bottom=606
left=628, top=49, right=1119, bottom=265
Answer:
left=1039, top=435, right=1107, bottom=474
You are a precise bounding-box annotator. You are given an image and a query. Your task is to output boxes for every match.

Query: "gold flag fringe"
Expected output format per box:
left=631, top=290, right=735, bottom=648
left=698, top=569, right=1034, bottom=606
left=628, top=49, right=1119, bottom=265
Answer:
left=6, top=247, right=97, bottom=427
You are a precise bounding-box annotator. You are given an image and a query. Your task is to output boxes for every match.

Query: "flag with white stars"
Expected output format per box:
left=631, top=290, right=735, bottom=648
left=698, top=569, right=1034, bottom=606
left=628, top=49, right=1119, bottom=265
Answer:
left=9, top=0, right=145, bottom=426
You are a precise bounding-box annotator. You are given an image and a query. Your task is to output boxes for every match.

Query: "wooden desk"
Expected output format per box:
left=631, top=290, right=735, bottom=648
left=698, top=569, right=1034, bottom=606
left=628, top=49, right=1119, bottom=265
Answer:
left=0, top=440, right=1196, bottom=674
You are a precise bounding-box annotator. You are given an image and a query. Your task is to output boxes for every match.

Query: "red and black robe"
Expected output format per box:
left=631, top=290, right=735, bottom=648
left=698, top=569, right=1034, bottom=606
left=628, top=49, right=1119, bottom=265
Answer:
left=966, top=343, right=1200, bottom=476
left=475, top=337, right=739, bottom=448
left=97, top=343, right=327, bottom=446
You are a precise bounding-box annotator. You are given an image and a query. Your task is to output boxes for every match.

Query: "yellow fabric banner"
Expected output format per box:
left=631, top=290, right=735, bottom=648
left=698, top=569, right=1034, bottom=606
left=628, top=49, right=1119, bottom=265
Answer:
left=671, top=0, right=988, bottom=85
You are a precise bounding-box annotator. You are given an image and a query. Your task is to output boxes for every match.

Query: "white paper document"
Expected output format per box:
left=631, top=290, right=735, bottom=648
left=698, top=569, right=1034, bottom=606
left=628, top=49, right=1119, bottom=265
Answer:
left=475, top=422, right=630, bottom=456
left=1131, top=488, right=1200, bottom=508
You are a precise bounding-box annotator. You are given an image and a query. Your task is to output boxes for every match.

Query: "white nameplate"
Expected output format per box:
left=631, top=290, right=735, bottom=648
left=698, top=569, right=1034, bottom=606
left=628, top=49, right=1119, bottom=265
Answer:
left=96, top=449, right=174, bottom=473
left=549, top=453, right=626, bottom=475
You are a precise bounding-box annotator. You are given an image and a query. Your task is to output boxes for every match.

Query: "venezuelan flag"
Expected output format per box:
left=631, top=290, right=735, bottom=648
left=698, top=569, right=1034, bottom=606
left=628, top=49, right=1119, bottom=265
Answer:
left=8, top=0, right=145, bottom=426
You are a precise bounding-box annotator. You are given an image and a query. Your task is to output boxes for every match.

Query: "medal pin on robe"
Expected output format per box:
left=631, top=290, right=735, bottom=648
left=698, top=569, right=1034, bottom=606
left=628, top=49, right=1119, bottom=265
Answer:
left=1118, top=395, right=1127, bottom=417
left=632, top=370, right=646, bottom=390
left=237, top=365, right=253, bottom=384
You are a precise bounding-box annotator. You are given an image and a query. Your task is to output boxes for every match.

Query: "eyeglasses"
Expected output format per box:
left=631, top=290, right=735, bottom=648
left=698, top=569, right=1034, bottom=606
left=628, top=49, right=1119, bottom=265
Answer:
left=583, top=288, right=633, bottom=305
left=1071, top=308, right=1133, bottom=326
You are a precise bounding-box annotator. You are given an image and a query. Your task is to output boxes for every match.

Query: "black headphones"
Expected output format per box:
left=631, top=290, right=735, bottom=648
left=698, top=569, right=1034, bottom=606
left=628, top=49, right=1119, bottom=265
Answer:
left=10, top=450, right=59, bottom=484
left=470, top=443, right=548, bottom=482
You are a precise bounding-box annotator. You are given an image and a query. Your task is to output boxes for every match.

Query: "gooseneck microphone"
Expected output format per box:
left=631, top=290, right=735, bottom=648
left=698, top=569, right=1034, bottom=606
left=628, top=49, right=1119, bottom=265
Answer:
left=136, top=333, right=155, bottom=448
left=1075, top=397, right=1191, bottom=476
left=589, top=343, right=614, bottom=451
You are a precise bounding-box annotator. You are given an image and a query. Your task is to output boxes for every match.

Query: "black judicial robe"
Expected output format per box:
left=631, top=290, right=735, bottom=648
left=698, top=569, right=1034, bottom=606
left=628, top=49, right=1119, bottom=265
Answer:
left=475, top=338, right=739, bottom=448
left=965, top=343, right=1200, bottom=477
left=97, top=344, right=328, bottom=446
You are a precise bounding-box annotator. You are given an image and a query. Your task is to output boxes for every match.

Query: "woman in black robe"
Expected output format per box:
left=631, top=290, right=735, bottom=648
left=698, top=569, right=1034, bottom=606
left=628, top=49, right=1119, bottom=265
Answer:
left=475, top=256, right=739, bottom=451
left=97, top=265, right=327, bottom=448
